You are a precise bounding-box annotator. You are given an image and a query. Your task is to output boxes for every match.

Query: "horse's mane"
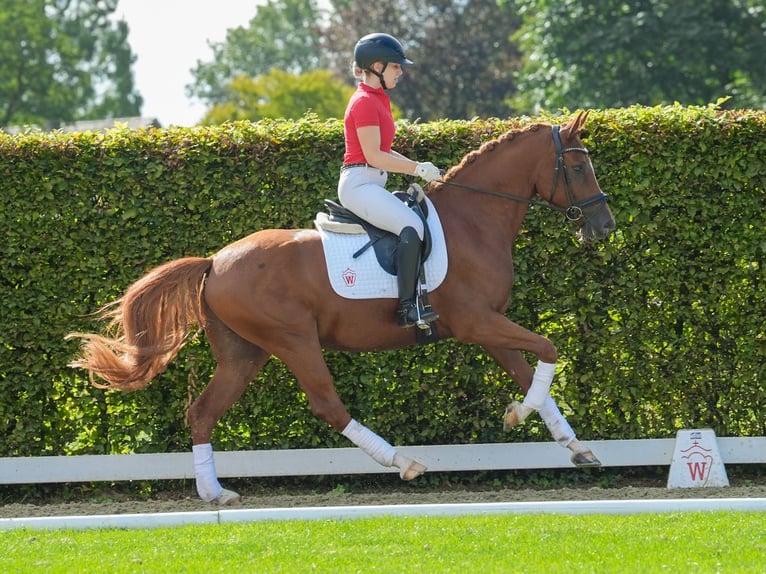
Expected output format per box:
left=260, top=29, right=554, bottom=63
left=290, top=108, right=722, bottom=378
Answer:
left=440, top=123, right=546, bottom=184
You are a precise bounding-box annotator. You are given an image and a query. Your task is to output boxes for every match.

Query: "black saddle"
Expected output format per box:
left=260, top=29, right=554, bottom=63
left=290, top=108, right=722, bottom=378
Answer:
left=322, top=189, right=432, bottom=276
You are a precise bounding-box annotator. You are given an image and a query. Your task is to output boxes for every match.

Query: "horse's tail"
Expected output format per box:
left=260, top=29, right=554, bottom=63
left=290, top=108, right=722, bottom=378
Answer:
left=66, top=257, right=213, bottom=392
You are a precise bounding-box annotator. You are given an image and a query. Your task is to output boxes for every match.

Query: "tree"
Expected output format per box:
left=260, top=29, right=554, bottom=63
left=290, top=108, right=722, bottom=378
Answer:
left=188, top=0, right=521, bottom=122
left=323, top=0, right=522, bottom=120
left=187, top=0, right=327, bottom=106
left=509, top=0, right=766, bottom=112
left=0, top=0, right=141, bottom=129
left=200, top=69, right=355, bottom=123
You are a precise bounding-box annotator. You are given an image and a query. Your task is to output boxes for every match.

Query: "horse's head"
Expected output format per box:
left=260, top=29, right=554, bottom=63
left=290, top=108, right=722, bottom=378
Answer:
left=541, top=111, right=615, bottom=242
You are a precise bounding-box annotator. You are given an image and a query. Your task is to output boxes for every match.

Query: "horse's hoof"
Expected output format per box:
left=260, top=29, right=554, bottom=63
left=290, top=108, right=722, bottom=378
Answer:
left=571, top=450, right=602, bottom=468
left=212, top=488, right=242, bottom=506
left=401, top=460, right=427, bottom=480
left=393, top=453, right=427, bottom=480
left=503, top=401, right=532, bottom=430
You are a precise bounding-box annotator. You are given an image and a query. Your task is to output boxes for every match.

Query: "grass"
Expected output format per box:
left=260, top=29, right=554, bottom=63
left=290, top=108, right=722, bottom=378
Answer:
left=2, top=511, right=765, bottom=573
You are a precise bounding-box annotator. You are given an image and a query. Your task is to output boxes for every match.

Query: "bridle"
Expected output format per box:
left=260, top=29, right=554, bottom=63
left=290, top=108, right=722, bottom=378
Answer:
left=436, top=125, right=609, bottom=222
left=550, top=125, right=609, bottom=221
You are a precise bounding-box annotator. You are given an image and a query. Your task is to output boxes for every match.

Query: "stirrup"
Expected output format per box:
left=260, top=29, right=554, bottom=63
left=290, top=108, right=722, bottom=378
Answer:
left=397, top=301, right=439, bottom=329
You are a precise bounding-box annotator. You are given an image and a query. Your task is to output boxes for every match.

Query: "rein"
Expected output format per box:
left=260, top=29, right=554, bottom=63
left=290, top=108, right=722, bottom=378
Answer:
left=436, top=125, right=608, bottom=222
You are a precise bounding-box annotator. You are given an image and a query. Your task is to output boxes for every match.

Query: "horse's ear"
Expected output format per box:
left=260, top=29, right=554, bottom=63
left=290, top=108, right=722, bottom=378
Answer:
left=563, top=110, right=589, bottom=139
left=576, top=110, right=589, bottom=132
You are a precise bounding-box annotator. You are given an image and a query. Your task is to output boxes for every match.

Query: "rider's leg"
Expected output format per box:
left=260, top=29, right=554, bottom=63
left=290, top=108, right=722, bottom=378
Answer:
left=395, top=226, right=438, bottom=327
left=338, top=167, right=423, bottom=237
left=338, top=167, right=437, bottom=327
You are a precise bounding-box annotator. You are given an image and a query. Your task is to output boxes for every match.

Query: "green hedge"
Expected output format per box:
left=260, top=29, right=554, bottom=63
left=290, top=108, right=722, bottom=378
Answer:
left=1, top=105, right=764, bottom=457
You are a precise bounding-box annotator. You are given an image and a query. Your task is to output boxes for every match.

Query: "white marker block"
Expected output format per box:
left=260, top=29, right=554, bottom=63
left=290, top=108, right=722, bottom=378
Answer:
left=667, top=429, right=729, bottom=488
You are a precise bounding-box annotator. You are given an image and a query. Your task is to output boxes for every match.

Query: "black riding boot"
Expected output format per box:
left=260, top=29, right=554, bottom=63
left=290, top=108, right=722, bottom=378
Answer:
left=396, top=226, right=439, bottom=328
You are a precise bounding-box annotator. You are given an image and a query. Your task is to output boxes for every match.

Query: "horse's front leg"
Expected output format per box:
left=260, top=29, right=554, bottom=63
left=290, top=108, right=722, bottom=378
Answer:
left=278, top=342, right=426, bottom=480
left=484, top=345, right=601, bottom=467
left=454, top=312, right=559, bottom=425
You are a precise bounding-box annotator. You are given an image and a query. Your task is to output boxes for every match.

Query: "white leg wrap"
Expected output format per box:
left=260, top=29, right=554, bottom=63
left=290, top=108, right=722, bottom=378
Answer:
left=539, top=395, right=576, bottom=447
left=522, top=360, right=556, bottom=411
left=341, top=419, right=396, bottom=467
left=192, top=443, right=224, bottom=502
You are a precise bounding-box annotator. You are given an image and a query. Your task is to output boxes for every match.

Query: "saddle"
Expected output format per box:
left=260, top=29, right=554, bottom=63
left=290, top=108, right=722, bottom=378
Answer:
left=321, top=185, right=432, bottom=276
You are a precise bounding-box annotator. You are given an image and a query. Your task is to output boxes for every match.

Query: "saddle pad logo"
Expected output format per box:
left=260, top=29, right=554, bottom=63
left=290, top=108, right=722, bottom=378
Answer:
left=342, top=268, right=357, bottom=287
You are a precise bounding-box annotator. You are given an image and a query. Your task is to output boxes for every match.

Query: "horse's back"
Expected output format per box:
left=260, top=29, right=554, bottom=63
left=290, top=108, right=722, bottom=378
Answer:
left=202, top=227, right=423, bottom=353
left=204, top=228, right=325, bottom=326
left=211, top=228, right=321, bottom=272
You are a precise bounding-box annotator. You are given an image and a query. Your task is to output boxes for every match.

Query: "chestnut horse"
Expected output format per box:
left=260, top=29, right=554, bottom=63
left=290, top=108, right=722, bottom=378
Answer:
left=68, top=111, right=615, bottom=504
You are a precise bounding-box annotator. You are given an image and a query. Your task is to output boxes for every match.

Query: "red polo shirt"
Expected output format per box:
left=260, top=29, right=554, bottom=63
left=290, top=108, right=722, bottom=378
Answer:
left=343, top=83, right=395, bottom=166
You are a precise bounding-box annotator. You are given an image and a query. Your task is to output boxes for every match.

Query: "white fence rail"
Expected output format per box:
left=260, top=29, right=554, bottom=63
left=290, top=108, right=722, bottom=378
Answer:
left=1, top=437, right=764, bottom=485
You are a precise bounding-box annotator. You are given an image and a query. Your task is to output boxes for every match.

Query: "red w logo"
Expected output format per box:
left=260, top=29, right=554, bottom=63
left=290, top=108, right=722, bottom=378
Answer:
left=342, top=268, right=357, bottom=287
left=687, top=461, right=708, bottom=481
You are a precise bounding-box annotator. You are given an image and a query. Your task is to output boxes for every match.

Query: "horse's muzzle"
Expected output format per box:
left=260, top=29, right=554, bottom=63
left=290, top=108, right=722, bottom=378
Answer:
left=578, top=204, right=616, bottom=242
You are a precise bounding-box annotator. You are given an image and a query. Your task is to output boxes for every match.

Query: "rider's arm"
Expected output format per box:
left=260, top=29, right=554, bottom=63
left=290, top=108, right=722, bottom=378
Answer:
left=356, top=126, right=418, bottom=175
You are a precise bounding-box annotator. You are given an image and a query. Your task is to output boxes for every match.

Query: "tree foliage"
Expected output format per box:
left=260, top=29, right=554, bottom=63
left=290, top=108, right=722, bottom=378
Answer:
left=0, top=0, right=141, bottom=129
left=323, top=0, right=521, bottom=120
left=200, top=69, right=355, bottom=123
left=187, top=0, right=327, bottom=106
left=187, top=0, right=521, bottom=121
left=189, top=0, right=766, bottom=120
left=509, top=0, right=766, bottom=111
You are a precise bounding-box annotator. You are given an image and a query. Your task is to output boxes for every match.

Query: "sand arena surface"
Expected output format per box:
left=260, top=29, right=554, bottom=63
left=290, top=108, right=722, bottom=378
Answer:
left=3, top=478, right=765, bottom=519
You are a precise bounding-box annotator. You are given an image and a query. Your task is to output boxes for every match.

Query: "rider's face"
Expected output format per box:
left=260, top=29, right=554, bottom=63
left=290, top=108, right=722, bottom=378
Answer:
left=385, top=63, right=403, bottom=88
left=374, top=62, right=403, bottom=88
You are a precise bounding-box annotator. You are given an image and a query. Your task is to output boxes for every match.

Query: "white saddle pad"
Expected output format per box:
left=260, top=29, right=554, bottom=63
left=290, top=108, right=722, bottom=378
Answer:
left=314, top=197, right=448, bottom=300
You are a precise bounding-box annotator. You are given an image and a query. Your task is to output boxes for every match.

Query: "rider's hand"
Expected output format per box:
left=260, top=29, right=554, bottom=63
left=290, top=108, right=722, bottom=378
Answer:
left=414, top=162, right=442, bottom=182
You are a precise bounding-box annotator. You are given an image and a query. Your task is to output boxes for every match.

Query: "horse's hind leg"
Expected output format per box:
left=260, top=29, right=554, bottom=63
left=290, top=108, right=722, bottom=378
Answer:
left=275, top=338, right=426, bottom=480
left=188, top=315, right=269, bottom=504
left=484, top=346, right=601, bottom=467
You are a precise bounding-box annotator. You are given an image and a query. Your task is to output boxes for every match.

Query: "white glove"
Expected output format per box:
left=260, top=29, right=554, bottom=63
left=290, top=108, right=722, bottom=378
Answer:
left=414, top=162, right=442, bottom=182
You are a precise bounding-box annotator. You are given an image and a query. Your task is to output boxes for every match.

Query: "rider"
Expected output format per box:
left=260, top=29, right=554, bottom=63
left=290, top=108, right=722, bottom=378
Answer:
left=338, top=32, right=442, bottom=328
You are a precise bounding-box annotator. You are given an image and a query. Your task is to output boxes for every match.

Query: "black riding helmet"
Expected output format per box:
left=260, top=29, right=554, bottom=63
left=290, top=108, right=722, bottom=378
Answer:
left=353, top=33, right=413, bottom=89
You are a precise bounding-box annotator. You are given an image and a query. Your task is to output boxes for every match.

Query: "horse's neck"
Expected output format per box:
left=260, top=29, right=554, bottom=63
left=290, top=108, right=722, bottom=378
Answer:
left=433, top=169, right=532, bottom=251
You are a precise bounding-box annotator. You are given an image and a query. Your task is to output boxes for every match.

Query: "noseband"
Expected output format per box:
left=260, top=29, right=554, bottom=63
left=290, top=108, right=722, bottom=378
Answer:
left=438, top=125, right=609, bottom=222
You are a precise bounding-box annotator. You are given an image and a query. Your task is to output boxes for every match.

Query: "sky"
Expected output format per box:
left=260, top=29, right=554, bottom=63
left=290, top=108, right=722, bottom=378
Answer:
left=114, top=1, right=263, bottom=127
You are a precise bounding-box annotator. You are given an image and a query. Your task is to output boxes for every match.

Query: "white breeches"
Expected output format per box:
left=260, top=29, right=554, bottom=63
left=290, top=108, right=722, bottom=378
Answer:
left=338, top=166, right=424, bottom=239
